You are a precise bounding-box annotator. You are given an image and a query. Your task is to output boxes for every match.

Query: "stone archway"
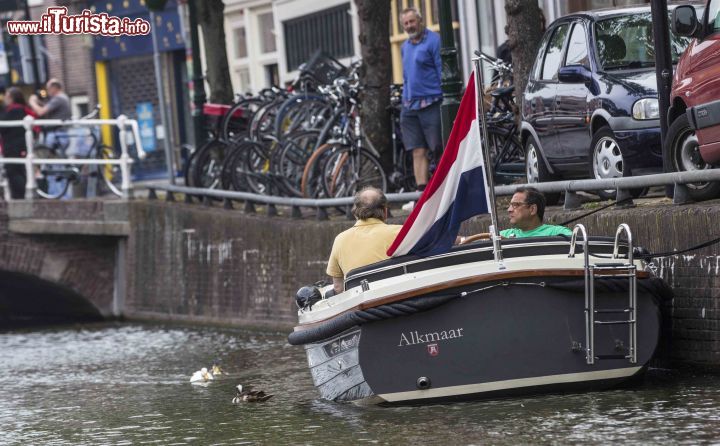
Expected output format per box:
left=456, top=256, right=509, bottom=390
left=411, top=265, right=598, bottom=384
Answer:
left=0, top=270, right=104, bottom=328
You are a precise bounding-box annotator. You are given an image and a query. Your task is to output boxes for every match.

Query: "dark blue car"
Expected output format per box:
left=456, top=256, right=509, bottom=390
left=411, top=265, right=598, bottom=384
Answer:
left=521, top=4, right=700, bottom=200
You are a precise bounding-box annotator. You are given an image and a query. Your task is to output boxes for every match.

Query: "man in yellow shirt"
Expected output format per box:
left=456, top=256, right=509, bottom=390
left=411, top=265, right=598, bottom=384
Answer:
left=326, top=187, right=402, bottom=294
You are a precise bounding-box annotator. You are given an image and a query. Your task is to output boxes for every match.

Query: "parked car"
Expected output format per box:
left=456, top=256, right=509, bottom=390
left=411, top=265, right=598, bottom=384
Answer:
left=521, top=3, right=701, bottom=202
left=668, top=1, right=720, bottom=201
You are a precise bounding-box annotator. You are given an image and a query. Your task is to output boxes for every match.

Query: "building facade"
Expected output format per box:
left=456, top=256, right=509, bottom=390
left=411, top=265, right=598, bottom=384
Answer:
left=91, top=0, right=189, bottom=179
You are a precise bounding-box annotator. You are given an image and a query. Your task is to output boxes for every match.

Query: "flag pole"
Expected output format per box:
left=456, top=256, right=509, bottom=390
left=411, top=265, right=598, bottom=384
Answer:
left=472, top=56, right=505, bottom=269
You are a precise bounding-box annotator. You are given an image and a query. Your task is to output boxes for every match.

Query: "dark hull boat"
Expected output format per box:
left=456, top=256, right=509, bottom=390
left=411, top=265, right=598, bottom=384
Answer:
left=289, top=232, right=670, bottom=405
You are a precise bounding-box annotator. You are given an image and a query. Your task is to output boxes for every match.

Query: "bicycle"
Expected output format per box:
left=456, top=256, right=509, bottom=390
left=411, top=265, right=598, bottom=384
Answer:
left=33, top=107, right=123, bottom=199
left=475, top=50, right=525, bottom=184
left=299, top=77, right=386, bottom=198
left=386, top=84, right=416, bottom=193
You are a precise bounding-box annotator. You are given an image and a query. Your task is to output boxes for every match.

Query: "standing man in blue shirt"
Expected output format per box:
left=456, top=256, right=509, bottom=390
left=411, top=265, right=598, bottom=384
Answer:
left=400, top=7, right=442, bottom=211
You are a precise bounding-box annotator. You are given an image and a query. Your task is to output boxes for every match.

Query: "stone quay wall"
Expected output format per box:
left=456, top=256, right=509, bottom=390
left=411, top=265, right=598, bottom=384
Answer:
left=126, top=200, right=720, bottom=366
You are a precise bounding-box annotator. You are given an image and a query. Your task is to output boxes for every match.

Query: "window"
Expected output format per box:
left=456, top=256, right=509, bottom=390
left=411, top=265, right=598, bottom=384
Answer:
left=530, top=31, right=552, bottom=80
left=284, top=4, right=354, bottom=71
left=265, top=63, right=279, bottom=87
left=233, top=27, right=247, bottom=59
left=709, top=0, right=720, bottom=33
left=236, top=67, right=251, bottom=93
left=541, top=24, right=569, bottom=80
left=565, top=23, right=589, bottom=67
left=595, top=12, right=696, bottom=70
left=258, top=12, right=276, bottom=53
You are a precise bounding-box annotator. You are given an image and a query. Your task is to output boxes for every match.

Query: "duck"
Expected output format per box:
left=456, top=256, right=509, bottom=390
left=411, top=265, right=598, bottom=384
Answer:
left=232, top=384, right=273, bottom=403
left=211, top=364, right=224, bottom=376
left=190, top=367, right=214, bottom=383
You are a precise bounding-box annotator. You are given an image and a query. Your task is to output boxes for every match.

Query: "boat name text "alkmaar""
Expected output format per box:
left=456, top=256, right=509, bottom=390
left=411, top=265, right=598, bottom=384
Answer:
left=398, top=328, right=464, bottom=347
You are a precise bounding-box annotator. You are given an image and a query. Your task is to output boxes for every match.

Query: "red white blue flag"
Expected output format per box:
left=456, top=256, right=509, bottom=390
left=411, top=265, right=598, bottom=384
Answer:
left=387, top=73, right=490, bottom=257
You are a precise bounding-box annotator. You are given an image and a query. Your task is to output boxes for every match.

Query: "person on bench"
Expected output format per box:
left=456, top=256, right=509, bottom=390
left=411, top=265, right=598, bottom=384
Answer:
left=326, top=187, right=402, bottom=294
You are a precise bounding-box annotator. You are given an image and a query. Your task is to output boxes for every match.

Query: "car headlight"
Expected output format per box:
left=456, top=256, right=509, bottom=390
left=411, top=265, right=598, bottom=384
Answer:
left=632, top=98, right=659, bottom=120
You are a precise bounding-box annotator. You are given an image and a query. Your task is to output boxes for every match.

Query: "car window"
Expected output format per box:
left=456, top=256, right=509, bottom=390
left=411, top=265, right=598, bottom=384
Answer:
left=541, top=24, right=569, bottom=80
left=530, top=31, right=553, bottom=80
left=708, top=0, right=720, bottom=33
left=565, top=23, right=589, bottom=67
left=595, top=11, right=696, bottom=70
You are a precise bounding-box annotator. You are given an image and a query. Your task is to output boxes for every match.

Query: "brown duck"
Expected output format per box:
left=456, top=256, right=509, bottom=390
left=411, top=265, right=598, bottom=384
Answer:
left=232, top=384, right=273, bottom=403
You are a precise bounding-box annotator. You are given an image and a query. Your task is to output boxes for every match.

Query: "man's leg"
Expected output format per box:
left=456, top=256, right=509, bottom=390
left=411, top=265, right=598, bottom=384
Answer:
left=419, top=102, right=443, bottom=177
left=400, top=108, right=429, bottom=190
left=412, top=147, right=428, bottom=189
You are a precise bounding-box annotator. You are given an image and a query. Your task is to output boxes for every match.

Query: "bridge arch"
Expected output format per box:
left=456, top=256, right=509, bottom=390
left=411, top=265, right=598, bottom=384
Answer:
left=0, top=270, right=104, bottom=328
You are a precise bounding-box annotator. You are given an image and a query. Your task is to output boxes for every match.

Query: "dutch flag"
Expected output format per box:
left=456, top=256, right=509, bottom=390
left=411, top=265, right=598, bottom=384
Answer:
left=387, top=73, right=491, bottom=257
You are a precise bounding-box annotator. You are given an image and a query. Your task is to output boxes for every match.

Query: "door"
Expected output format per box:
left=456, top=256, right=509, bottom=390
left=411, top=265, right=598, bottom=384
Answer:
left=533, top=23, right=570, bottom=164
left=554, top=21, right=592, bottom=170
left=693, top=0, right=720, bottom=150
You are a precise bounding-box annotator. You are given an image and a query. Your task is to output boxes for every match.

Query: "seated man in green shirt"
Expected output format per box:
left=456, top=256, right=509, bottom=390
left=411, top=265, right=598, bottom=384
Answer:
left=499, top=186, right=572, bottom=238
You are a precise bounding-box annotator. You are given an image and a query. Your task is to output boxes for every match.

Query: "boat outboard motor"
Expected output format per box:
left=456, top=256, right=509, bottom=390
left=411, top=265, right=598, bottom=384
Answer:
left=295, top=285, right=322, bottom=310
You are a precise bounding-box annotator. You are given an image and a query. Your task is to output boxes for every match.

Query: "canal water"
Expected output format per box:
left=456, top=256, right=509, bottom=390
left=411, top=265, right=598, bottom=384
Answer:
left=1, top=322, right=719, bottom=445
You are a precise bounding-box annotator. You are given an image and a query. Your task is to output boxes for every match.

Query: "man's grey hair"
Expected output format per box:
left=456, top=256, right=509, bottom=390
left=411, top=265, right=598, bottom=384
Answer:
left=47, top=79, right=63, bottom=90
left=352, top=186, right=388, bottom=220
left=400, top=7, right=422, bottom=22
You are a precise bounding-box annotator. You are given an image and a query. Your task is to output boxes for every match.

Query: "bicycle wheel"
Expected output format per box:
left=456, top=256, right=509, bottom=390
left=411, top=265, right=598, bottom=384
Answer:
left=274, top=94, right=333, bottom=138
left=301, top=142, right=344, bottom=198
left=220, top=143, right=243, bottom=190
left=487, top=126, right=525, bottom=183
left=323, top=147, right=387, bottom=198
left=228, top=140, right=258, bottom=192
left=275, top=130, right=320, bottom=197
left=220, top=97, right=264, bottom=143
left=192, top=139, right=230, bottom=189
left=34, top=144, right=71, bottom=199
left=249, top=99, right=283, bottom=143
left=244, top=141, right=281, bottom=195
left=96, top=144, right=123, bottom=196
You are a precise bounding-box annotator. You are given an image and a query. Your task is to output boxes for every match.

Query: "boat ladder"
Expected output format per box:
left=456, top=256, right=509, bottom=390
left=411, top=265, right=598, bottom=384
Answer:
left=569, top=224, right=637, bottom=365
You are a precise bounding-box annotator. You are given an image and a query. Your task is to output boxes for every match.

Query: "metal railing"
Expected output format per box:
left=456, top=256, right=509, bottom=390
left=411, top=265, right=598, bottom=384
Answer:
left=0, top=115, right=145, bottom=199
left=495, top=169, right=720, bottom=209
left=147, top=167, right=720, bottom=219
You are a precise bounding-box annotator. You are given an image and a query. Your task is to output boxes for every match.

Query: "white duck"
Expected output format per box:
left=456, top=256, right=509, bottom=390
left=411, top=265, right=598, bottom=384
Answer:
left=190, top=367, right=214, bottom=383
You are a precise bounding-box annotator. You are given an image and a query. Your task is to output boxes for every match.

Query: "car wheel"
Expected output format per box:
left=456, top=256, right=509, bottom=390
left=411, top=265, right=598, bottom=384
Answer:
left=666, top=113, right=720, bottom=202
left=590, top=126, right=644, bottom=200
left=524, top=136, right=560, bottom=205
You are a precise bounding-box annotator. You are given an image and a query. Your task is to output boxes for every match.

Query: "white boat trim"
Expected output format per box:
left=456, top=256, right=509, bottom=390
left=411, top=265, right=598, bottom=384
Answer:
left=298, top=254, right=647, bottom=325
left=377, top=366, right=643, bottom=402
left=345, top=240, right=618, bottom=280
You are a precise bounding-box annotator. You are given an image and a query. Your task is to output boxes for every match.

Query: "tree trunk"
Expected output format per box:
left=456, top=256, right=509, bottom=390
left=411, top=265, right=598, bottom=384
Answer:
left=504, top=0, right=543, bottom=107
left=354, top=0, right=392, bottom=169
left=195, top=0, right=234, bottom=104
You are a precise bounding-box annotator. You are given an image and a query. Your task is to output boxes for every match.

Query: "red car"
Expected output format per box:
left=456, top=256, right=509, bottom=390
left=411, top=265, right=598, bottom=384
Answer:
left=668, top=1, right=720, bottom=200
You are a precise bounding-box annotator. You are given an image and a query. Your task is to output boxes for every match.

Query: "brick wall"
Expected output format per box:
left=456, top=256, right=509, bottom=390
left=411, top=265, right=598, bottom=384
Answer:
left=0, top=202, right=118, bottom=319
left=38, top=1, right=96, bottom=103
left=126, top=200, right=720, bottom=366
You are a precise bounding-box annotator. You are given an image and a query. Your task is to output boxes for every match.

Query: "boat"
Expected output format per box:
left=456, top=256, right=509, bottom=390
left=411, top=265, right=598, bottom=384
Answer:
left=289, top=227, right=669, bottom=404
left=287, top=57, right=670, bottom=405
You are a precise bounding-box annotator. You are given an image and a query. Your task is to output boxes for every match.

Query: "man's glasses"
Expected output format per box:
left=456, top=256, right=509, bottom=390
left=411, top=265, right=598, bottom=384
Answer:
left=509, top=202, right=530, bottom=209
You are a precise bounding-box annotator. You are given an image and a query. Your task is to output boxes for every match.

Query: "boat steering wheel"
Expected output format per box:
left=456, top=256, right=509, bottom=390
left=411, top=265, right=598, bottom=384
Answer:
left=459, top=233, right=492, bottom=245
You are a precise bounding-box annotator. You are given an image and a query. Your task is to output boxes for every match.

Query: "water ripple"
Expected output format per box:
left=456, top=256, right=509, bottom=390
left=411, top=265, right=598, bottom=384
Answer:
left=1, top=323, right=719, bottom=445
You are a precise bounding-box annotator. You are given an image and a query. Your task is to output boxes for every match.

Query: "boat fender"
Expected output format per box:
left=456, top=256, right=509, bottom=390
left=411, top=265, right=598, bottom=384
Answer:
left=295, top=285, right=322, bottom=310
left=416, top=376, right=431, bottom=390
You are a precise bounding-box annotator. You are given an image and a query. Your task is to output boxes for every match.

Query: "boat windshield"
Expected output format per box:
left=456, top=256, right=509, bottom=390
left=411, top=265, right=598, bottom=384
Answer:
left=594, top=10, right=700, bottom=71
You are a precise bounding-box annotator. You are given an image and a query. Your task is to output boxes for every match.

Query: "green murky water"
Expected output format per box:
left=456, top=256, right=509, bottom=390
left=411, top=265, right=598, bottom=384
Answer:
left=1, top=322, right=719, bottom=445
